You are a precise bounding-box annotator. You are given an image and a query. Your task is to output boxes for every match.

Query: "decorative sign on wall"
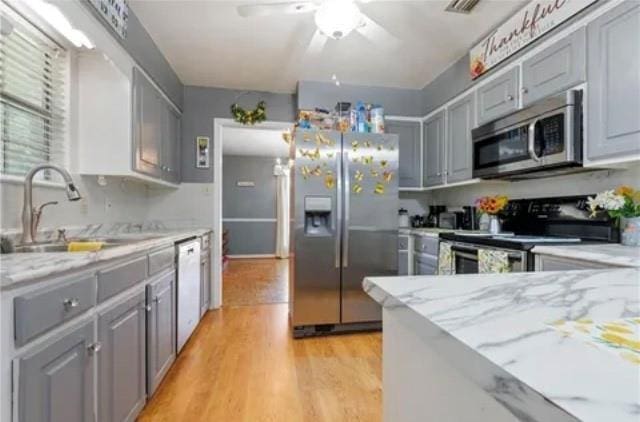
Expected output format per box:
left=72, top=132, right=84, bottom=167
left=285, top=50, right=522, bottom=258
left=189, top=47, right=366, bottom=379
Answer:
left=196, top=136, right=210, bottom=169
left=469, top=0, right=596, bottom=79
left=88, top=0, right=129, bottom=39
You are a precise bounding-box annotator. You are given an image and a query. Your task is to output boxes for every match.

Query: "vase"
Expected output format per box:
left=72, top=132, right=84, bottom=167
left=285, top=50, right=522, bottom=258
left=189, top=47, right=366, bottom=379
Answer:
left=488, top=215, right=502, bottom=235
left=620, top=216, right=640, bottom=246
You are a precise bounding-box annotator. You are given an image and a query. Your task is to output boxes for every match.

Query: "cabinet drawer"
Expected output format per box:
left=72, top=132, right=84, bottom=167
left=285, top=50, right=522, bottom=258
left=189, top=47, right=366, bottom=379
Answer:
left=148, top=247, right=175, bottom=276
left=414, top=253, right=437, bottom=275
left=535, top=255, right=617, bottom=271
left=14, top=274, right=97, bottom=347
left=414, top=236, right=439, bottom=256
left=398, top=235, right=409, bottom=250
left=97, top=256, right=148, bottom=302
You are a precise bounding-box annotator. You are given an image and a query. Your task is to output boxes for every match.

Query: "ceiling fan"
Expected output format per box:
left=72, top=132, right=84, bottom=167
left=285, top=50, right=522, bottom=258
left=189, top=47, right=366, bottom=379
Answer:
left=237, top=0, right=399, bottom=57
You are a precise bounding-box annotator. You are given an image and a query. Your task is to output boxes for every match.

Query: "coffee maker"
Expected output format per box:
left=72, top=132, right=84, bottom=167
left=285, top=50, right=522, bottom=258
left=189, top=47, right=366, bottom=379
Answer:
left=461, top=206, right=478, bottom=230
left=426, top=206, right=446, bottom=227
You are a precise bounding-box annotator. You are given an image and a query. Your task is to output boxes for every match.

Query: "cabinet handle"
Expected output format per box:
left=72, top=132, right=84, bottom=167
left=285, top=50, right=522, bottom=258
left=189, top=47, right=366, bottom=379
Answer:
left=63, top=298, right=80, bottom=310
left=521, top=87, right=528, bottom=94
left=506, top=94, right=514, bottom=101
left=143, top=304, right=152, bottom=312
left=87, top=342, right=102, bottom=355
left=154, top=297, right=162, bottom=304
left=436, top=172, right=441, bottom=176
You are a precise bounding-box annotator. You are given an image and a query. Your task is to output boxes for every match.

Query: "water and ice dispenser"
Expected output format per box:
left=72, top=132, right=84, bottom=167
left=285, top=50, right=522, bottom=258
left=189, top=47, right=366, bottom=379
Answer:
left=304, top=196, right=332, bottom=236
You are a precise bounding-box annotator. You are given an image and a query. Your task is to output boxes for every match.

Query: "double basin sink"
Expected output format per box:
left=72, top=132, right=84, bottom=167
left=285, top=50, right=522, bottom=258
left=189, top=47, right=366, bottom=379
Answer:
left=11, top=235, right=163, bottom=254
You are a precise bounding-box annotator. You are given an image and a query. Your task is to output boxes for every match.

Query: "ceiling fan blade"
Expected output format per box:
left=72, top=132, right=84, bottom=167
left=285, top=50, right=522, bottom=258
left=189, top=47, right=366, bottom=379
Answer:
left=356, top=14, right=401, bottom=50
left=237, top=1, right=318, bottom=18
left=304, top=29, right=329, bottom=59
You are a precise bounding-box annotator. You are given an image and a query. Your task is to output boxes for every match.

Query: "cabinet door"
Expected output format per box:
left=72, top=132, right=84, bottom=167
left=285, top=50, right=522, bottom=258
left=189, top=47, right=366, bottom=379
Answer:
left=147, top=271, right=176, bottom=396
left=587, top=1, right=640, bottom=162
left=98, top=292, right=147, bottom=422
left=476, top=67, right=519, bottom=125
left=386, top=120, right=421, bottom=188
left=161, top=106, right=181, bottom=184
left=522, top=28, right=586, bottom=106
left=447, top=93, right=474, bottom=183
left=423, top=110, right=445, bottom=187
left=200, top=255, right=211, bottom=317
left=398, top=251, right=408, bottom=275
left=133, top=69, right=163, bottom=178
left=18, top=321, right=95, bottom=422
left=535, top=255, right=616, bottom=271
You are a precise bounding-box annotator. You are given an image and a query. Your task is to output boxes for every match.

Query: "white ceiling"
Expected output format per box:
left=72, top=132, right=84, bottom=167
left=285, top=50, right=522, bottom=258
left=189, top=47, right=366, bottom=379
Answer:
left=129, top=0, right=526, bottom=93
left=222, top=126, right=290, bottom=157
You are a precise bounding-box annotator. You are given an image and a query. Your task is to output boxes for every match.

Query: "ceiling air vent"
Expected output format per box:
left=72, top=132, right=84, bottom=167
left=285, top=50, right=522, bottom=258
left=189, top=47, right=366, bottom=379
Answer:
left=445, top=0, right=481, bottom=14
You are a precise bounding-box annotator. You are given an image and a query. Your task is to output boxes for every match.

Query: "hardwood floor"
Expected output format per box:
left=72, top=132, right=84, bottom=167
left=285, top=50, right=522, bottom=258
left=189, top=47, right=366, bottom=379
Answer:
left=223, top=258, right=289, bottom=306
left=139, top=259, right=382, bottom=421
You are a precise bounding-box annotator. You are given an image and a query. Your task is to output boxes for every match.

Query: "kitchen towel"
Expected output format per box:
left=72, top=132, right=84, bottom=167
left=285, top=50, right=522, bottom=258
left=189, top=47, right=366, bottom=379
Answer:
left=438, top=243, right=453, bottom=275
left=478, top=248, right=511, bottom=273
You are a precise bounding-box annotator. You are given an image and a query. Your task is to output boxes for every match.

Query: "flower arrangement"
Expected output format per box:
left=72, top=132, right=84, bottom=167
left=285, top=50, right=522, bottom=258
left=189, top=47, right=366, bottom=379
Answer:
left=587, top=186, right=640, bottom=219
left=476, top=195, right=509, bottom=215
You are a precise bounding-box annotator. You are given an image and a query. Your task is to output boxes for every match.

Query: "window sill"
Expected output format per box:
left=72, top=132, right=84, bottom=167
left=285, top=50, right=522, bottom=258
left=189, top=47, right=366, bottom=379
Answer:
left=0, top=174, right=66, bottom=189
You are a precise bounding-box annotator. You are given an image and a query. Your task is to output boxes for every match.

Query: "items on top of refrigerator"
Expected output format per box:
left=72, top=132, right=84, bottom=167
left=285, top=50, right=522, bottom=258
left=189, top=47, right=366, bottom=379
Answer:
left=296, top=101, right=385, bottom=133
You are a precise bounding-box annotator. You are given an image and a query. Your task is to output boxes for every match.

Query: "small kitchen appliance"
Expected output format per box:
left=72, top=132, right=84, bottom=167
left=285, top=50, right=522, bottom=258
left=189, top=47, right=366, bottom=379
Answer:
left=398, top=208, right=409, bottom=227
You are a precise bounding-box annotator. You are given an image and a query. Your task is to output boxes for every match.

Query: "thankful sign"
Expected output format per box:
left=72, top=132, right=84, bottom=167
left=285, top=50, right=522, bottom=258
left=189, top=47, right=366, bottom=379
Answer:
left=469, top=0, right=596, bottom=79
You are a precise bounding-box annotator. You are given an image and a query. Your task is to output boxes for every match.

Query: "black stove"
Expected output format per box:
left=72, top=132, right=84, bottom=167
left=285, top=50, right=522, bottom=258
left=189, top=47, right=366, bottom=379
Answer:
left=439, top=233, right=585, bottom=251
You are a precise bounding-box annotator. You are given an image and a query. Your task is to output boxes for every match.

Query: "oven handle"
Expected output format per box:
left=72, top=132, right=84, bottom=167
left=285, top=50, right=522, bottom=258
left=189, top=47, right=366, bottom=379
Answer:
left=528, top=118, right=541, bottom=162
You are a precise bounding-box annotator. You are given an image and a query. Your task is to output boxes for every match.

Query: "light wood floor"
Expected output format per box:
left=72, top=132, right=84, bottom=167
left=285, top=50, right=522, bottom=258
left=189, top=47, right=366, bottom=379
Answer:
left=139, top=260, right=382, bottom=422
left=223, top=258, right=289, bottom=306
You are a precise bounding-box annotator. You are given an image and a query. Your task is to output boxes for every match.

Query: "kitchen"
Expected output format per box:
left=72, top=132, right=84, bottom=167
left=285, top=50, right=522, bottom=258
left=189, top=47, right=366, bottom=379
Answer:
left=0, top=0, right=638, bottom=422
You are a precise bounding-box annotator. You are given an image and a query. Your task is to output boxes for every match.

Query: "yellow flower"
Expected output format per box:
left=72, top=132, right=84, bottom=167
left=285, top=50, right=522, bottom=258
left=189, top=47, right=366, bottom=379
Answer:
left=615, top=185, right=634, bottom=197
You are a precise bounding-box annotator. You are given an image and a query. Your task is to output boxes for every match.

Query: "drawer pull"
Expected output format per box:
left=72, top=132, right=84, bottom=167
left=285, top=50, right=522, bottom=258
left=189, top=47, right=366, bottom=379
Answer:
left=144, top=304, right=152, bottom=312
left=63, top=298, right=80, bottom=310
left=87, top=342, right=102, bottom=355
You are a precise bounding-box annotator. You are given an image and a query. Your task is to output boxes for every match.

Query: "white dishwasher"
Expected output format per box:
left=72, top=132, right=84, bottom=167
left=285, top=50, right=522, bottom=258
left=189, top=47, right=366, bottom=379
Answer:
left=176, top=239, right=201, bottom=352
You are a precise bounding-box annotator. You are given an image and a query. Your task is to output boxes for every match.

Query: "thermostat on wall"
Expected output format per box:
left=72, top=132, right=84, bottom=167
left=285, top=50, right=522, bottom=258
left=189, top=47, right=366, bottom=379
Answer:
left=237, top=181, right=255, bottom=187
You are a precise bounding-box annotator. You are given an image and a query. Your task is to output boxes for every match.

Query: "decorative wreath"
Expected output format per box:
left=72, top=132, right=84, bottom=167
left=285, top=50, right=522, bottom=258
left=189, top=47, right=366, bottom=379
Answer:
left=230, top=100, right=267, bottom=125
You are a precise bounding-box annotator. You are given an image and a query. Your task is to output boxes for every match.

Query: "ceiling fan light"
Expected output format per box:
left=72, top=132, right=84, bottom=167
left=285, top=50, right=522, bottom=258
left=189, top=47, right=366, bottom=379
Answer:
left=314, top=0, right=362, bottom=40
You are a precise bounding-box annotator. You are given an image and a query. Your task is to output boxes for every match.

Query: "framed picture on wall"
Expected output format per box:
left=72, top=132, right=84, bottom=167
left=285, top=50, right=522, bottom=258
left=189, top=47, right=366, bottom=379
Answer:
left=196, top=136, right=210, bottom=168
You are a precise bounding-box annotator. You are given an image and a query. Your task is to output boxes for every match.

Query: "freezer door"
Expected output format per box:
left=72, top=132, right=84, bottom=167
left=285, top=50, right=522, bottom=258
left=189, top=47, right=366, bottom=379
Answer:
left=291, top=130, right=342, bottom=326
left=341, top=132, right=399, bottom=323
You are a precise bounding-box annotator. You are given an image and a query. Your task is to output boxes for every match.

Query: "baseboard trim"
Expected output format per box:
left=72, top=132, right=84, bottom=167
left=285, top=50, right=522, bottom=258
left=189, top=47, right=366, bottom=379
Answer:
left=229, top=254, right=277, bottom=259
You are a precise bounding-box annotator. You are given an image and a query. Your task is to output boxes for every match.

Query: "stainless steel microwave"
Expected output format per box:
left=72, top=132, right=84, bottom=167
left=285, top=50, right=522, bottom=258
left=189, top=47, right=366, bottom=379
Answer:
left=472, top=90, right=583, bottom=179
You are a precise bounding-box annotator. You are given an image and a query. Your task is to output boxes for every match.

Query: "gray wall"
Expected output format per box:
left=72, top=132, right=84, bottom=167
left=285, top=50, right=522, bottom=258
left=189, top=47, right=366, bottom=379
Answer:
left=81, top=1, right=184, bottom=109
left=297, top=80, right=422, bottom=117
left=222, top=155, right=284, bottom=255
left=181, top=86, right=296, bottom=183
left=419, top=1, right=604, bottom=115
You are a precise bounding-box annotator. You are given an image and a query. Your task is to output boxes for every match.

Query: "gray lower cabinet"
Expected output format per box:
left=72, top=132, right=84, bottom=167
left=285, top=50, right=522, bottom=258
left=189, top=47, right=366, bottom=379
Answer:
left=98, top=292, right=147, bottom=422
left=398, top=250, right=408, bottom=275
left=586, top=1, right=640, bottom=161
left=386, top=120, right=421, bottom=188
left=200, top=253, right=211, bottom=317
left=447, top=93, right=475, bottom=183
left=476, top=67, right=519, bottom=125
left=147, top=271, right=176, bottom=396
left=423, top=110, right=446, bottom=187
left=521, top=27, right=586, bottom=106
left=535, top=254, right=619, bottom=271
left=18, top=321, right=95, bottom=422
left=414, top=253, right=437, bottom=276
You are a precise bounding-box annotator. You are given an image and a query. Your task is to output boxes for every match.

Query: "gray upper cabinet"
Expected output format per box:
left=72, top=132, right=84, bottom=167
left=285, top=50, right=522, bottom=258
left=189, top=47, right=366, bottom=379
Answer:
left=98, top=292, right=147, bottom=422
left=522, top=27, right=586, bottom=106
left=133, top=68, right=182, bottom=183
left=147, top=271, right=176, bottom=396
left=19, top=321, right=95, bottom=422
left=476, top=67, right=519, bottom=125
left=447, top=93, right=475, bottom=183
left=586, top=1, right=640, bottom=162
left=386, top=120, right=421, bottom=188
left=423, top=110, right=446, bottom=187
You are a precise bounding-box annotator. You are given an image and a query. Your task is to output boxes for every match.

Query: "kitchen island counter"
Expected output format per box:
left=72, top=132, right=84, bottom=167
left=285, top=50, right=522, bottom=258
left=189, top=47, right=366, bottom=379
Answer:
left=364, top=269, right=639, bottom=422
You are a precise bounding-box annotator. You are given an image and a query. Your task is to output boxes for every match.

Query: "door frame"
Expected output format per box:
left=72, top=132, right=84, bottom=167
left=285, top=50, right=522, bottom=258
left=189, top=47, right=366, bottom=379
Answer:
left=211, top=118, right=292, bottom=308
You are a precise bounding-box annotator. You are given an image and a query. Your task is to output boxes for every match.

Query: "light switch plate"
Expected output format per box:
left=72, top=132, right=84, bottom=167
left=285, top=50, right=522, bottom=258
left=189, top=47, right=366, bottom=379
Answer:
left=237, top=181, right=255, bottom=187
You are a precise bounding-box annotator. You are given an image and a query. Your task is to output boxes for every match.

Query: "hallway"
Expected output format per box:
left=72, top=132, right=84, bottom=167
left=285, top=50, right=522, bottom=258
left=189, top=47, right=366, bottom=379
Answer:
left=139, top=259, right=382, bottom=422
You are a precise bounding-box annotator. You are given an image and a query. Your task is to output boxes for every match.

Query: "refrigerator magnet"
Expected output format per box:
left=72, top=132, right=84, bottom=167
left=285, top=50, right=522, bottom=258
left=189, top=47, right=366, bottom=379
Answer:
left=196, top=136, right=210, bottom=168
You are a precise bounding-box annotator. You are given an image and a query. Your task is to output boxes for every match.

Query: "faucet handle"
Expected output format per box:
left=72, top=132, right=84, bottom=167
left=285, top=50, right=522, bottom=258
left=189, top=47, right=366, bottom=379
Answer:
left=36, top=201, right=59, bottom=214
left=56, top=228, right=68, bottom=243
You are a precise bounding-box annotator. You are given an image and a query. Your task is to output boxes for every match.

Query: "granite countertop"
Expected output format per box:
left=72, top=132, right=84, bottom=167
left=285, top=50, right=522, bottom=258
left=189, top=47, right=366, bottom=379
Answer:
left=364, top=269, right=640, bottom=422
left=399, top=227, right=489, bottom=237
left=533, top=243, right=640, bottom=268
left=0, top=228, right=212, bottom=290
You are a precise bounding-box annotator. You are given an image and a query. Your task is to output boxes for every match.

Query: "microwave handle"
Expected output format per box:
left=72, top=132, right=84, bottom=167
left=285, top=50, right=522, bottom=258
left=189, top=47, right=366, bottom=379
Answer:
left=528, top=118, right=541, bottom=162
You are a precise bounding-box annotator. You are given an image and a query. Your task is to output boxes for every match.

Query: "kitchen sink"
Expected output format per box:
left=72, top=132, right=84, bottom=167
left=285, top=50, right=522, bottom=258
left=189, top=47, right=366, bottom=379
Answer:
left=13, top=242, right=122, bottom=253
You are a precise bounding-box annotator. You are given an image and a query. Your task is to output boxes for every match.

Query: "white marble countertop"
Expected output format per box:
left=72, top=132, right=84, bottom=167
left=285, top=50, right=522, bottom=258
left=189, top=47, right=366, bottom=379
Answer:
left=0, top=228, right=212, bottom=290
left=533, top=243, right=640, bottom=268
left=364, top=269, right=640, bottom=422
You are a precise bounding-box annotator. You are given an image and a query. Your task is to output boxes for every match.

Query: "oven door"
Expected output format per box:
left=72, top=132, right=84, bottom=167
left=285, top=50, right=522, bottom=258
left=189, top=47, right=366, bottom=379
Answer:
left=451, top=243, right=528, bottom=274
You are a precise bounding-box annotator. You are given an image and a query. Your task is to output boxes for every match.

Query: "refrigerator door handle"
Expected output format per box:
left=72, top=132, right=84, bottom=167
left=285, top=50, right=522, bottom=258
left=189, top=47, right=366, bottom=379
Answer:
left=335, top=149, right=342, bottom=269
left=342, top=151, right=350, bottom=268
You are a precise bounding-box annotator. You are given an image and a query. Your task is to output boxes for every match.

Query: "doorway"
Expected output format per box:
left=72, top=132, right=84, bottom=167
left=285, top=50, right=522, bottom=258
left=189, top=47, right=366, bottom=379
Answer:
left=212, top=119, right=292, bottom=308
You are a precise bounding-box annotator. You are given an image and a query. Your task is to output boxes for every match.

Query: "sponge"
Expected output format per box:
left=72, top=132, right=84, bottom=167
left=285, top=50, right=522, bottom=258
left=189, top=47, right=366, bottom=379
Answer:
left=67, top=242, right=104, bottom=252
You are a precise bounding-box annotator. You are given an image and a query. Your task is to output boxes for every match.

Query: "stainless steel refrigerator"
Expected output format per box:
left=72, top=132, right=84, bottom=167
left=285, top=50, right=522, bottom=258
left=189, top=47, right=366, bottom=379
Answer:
left=289, top=129, right=398, bottom=337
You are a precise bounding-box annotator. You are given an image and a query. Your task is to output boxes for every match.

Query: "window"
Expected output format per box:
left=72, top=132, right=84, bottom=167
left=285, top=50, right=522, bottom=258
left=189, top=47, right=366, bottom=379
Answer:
left=0, top=3, right=67, bottom=179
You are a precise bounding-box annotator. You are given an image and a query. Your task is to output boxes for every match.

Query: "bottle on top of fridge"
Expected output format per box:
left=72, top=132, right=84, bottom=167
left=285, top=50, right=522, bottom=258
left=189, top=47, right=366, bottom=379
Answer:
left=356, top=101, right=368, bottom=133
left=370, top=106, right=384, bottom=133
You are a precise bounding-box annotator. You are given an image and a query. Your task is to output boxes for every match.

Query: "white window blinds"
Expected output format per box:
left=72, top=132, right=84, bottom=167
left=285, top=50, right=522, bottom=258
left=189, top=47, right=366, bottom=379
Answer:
left=0, top=4, right=67, bottom=178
